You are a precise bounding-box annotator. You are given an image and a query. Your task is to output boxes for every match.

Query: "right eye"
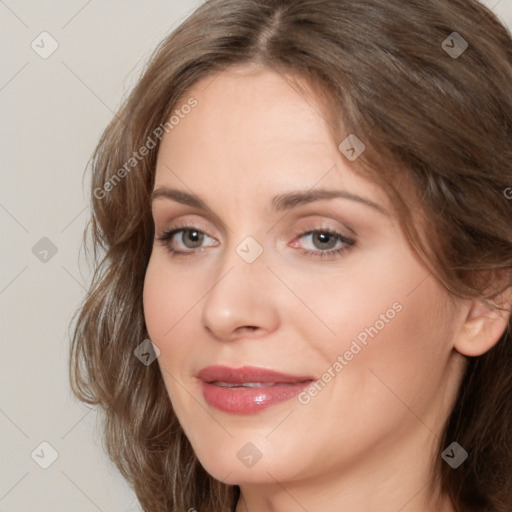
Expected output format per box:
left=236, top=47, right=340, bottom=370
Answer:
left=155, top=226, right=218, bottom=256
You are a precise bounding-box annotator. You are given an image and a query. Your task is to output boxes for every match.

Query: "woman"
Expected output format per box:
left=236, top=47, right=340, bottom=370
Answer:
left=70, top=0, right=512, bottom=510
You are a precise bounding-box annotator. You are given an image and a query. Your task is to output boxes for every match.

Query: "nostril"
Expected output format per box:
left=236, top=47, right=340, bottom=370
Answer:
left=241, top=326, right=258, bottom=332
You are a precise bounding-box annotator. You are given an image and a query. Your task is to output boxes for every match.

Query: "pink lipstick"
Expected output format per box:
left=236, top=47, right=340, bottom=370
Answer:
left=197, top=365, right=314, bottom=414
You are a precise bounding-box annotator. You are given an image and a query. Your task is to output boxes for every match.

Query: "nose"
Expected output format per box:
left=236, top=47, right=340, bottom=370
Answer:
left=201, top=242, right=281, bottom=342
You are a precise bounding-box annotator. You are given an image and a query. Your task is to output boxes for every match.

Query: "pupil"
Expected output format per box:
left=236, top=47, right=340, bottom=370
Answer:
left=314, top=232, right=335, bottom=249
left=185, top=230, right=202, bottom=247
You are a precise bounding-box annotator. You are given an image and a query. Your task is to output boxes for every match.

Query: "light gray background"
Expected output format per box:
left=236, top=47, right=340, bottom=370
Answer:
left=1, top=1, right=511, bottom=511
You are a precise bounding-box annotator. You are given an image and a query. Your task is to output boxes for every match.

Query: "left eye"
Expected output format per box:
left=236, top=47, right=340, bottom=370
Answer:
left=291, top=228, right=356, bottom=259
left=298, top=230, right=345, bottom=251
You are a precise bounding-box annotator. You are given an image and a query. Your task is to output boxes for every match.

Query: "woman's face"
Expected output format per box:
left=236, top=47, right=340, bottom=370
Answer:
left=143, top=64, right=466, bottom=489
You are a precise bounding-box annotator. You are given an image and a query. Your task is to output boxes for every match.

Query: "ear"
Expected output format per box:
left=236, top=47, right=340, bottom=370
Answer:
left=454, top=288, right=511, bottom=357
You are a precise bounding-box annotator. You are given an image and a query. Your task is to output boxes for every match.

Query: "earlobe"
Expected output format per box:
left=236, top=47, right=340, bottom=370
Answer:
left=454, top=291, right=511, bottom=357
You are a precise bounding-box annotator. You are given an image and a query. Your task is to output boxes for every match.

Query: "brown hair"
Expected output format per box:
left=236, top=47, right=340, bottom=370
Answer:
left=69, top=0, right=512, bottom=510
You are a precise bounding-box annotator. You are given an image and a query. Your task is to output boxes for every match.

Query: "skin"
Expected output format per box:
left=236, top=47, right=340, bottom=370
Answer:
left=143, top=63, right=510, bottom=512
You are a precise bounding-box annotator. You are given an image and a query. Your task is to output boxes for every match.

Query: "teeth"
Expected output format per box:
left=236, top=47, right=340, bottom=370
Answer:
left=213, top=381, right=277, bottom=388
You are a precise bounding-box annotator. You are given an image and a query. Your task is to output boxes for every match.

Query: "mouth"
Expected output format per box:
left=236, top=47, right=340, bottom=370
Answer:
left=197, top=365, right=315, bottom=414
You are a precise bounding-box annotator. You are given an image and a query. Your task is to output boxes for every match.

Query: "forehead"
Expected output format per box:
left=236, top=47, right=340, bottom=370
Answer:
left=157, top=67, right=330, bottom=170
left=174, top=66, right=333, bottom=146
left=154, top=65, right=388, bottom=211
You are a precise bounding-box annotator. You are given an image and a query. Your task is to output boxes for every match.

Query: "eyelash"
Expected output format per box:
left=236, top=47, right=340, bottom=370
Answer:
left=155, top=223, right=355, bottom=260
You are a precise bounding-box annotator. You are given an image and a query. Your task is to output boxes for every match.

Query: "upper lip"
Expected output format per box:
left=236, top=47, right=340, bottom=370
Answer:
left=197, top=365, right=314, bottom=384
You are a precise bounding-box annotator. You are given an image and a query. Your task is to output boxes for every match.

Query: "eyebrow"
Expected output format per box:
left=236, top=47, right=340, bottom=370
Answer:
left=150, top=187, right=388, bottom=216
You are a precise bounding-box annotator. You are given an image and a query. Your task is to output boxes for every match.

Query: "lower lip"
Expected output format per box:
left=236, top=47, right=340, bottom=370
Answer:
left=201, top=381, right=312, bottom=414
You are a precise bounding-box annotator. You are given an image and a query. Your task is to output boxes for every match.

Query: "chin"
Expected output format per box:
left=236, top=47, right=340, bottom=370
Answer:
left=206, top=465, right=283, bottom=487
left=193, top=441, right=305, bottom=486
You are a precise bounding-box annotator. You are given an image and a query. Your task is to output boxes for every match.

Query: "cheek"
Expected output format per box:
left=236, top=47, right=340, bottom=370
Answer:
left=142, top=257, right=196, bottom=411
left=142, top=258, right=168, bottom=341
left=142, top=254, right=201, bottom=341
left=142, top=255, right=212, bottom=408
left=318, top=279, right=453, bottom=426
left=293, top=249, right=454, bottom=411
left=271, top=251, right=405, bottom=363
